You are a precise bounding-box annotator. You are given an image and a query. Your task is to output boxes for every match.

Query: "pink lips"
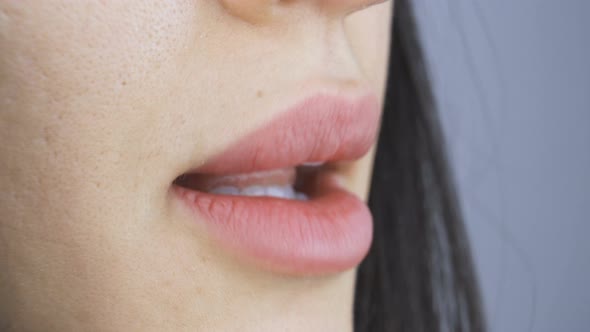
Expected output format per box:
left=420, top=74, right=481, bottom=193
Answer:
left=174, top=93, right=380, bottom=275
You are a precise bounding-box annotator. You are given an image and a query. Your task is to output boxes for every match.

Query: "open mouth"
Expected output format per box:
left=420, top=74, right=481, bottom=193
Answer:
left=172, top=93, right=380, bottom=276
left=173, top=162, right=326, bottom=201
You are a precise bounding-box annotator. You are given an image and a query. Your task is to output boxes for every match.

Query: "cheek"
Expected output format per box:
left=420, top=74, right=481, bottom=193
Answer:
left=0, top=1, right=195, bottom=206
left=0, top=2, right=226, bottom=325
left=0, top=1, right=205, bottom=290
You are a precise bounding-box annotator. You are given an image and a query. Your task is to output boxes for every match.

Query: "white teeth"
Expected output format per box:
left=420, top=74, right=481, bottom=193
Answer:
left=265, top=185, right=295, bottom=199
left=295, top=192, right=309, bottom=201
left=241, top=186, right=268, bottom=197
left=208, top=185, right=307, bottom=200
left=209, top=186, right=240, bottom=195
left=302, top=161, right=324, bottom=167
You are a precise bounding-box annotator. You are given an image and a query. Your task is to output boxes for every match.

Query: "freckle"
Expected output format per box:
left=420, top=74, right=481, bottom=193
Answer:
left=256, top=90, right=263, bottom=98
left=121, top=81, right=127, bottom=86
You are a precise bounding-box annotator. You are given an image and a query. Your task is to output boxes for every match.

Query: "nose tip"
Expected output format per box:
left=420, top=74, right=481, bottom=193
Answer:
left=220, top=0, right=390, bottom=24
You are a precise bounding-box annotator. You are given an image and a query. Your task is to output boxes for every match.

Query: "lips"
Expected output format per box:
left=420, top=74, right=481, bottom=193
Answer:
left=173, top=93, right=380, bottom=275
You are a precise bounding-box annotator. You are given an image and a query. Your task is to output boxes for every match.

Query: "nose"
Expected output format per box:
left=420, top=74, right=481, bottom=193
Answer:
left=220, top=0, right=389, bottom=23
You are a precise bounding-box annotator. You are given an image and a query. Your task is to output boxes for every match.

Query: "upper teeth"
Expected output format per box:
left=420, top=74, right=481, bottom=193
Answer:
left=209, top=185, right=308, bottom=200
left=302, top=161, right=324, bottom=167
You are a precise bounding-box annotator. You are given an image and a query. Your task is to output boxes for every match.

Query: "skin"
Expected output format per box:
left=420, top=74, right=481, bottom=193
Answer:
left=0, top=1, right=392, bottom=331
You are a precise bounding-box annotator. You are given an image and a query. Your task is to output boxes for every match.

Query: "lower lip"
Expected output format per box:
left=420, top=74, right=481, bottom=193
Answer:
left=173, top=171, right=373, bottom=275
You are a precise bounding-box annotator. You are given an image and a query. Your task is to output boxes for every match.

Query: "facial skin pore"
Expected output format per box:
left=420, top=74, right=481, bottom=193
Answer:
left=0, top=1, right=392, bottom=331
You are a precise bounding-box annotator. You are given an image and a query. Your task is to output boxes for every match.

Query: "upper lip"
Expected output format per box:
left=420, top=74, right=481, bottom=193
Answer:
left=184, top=92, right=381, bottom=176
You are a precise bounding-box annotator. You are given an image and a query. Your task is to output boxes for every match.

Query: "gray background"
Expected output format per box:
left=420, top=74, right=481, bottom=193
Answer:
left=414, top=1, right=590, bottom=331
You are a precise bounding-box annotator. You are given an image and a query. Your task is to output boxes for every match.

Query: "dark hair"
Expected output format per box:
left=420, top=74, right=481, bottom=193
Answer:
left=354, top=1, right=486, bottom=331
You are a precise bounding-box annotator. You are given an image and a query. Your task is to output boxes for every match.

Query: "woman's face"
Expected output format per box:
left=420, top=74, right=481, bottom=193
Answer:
left=0, top=1, right=392, bottom=331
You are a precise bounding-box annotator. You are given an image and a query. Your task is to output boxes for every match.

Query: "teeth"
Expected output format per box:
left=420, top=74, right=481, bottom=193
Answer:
left=209, top=185, right=308, bottom=200
left=241, top=186, right=269, bottom=197
left=301, top=161, right=324, bottom=167
left=295, top=192, right=309, bottom=201
left=265, top=185, right=295, bottom=199
left=209, top=186, right=240, bottom=195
